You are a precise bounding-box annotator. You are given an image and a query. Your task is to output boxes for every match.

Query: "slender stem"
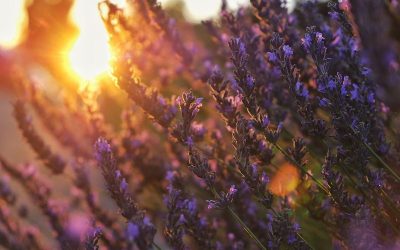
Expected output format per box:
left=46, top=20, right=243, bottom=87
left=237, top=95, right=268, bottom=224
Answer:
left=320, top=140, right=400, bottom=217
left=296, top=233, right=315, bottom=250
left=270, top=208, right=315, bottom=250
left=152, top=242, right=162, bottom=250
left=339, top=164, right=400, bottom=235
left=245, top=109, right=330, bottom=194
left=364, top=140, right=400, bottom=182
left=379, top=189, right=400, bottom=221
left=210, top=188, right=267, bottom=250
left=227, top=206, right=267, bottom=250
left=236, top=168, right=315, bottom=250
left=349, top=126, right=400, bottom=182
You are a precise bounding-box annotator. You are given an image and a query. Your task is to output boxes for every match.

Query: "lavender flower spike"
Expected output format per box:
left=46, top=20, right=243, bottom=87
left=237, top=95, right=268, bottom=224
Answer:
left=95, top=138, right=157, bottom=250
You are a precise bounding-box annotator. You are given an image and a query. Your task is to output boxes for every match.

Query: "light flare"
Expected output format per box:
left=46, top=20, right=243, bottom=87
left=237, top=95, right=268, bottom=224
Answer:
left=68, top=0, right=126, bottom=81
left=269, top=163, right=300, bottom=196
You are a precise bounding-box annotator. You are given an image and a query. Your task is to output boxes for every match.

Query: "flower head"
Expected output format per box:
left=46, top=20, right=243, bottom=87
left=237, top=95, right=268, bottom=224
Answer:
left=282, top=45, right=293, bottom=58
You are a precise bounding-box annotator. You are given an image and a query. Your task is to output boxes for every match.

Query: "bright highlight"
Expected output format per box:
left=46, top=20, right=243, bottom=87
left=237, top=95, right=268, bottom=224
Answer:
left=182, top=0, right=249, bottom=22
left=269, top=163, right=300, bottom=196
left=68, top=0, right=126, bottom=80
left=0, top=0, right=26, bottom=48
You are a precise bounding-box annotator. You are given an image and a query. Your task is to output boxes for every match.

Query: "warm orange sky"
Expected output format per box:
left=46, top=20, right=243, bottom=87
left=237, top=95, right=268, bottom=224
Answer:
left=0, top=0, right=296, bottom=80
left=0, top=0, right=26, bottom=48
left=0, top=0, right=252, bottom=49
left=0, top=0, right=252, bottom=80
left=0, top=0, right=299, bottom=49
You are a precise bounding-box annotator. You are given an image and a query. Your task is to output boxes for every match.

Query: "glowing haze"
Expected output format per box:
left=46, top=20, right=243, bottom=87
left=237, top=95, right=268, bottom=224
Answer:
left=0, top=0, right=294, bottom=80
left=67, top=0, right=249, bottom=80
left=68, top=0, right=126, bottom=80
left=0, top=0, right=26, bottom=48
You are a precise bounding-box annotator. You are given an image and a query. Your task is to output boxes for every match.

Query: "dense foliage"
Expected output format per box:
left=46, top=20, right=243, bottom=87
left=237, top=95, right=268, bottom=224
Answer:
left=1, top=0, right=400, bottom=249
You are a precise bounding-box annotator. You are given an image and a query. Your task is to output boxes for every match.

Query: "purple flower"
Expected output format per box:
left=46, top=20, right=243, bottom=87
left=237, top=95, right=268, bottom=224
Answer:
left=126, top=222, right=139, bottom=241
left=367, top=92, right=375, bottom=104
left=287, top=234, right=297, bottom=244
left=115, top=170, right=122, bottom=179
left=315, top=32, right=324, bottom=43
left=227, top=185, right=238, bottom=199
left=207, top=185, right=238, bottom=210
left=95, top=138, right=112, bottom=162
left=186, top=136, right=194, bottom=147
left=302, top=33, right=312, bottom=49
left=120, top=178, right=128, bottom=192
left=261, top=172, right=270, bottom=186
left=327, top=79, right=336, bottom=90
left=282, top=45, right=293, bottom=58
left=341, top=76, right=351, bottom=96
left=262, top=115, right=270, bottom=127
left=319, top=98, right=329, bottom=107
left=186, top=200, right=197, bottom=215
left=207, top=200, right=218, bottom=210
left=350, top=85, right=359, bottom=100
left=165, top=171, right=175, bottom=182
left=178, top=214, right=186, bottom=225
left=293, top=223, right=300, bottom=231
left=267, top=52, right=278, bottom=62
left=329, top=11, right=340, bottom=21
left=191, top=122, right=206, bottom=137
left=246, top=75, right=255, bottom=89
left=295, top=81, right=309, bottom=98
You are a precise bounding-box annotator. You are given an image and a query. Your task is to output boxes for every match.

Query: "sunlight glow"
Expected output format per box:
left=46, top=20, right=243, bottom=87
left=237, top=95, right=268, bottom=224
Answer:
left=68, top=0, right=126, bottom=80
left=69, top=0, right=109, bottom=80
left=182, top=0, right=249, bottom=22
left=269, top=163, right=300, bottom=196
left=180, top=0, right=295, bottom=22
left=0, top=0, right=26, bottom=48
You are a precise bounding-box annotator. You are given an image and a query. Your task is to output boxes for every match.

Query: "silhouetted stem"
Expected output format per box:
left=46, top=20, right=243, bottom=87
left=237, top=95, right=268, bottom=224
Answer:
left=347, top=126, right=400, bottom=182
left=152, top=242, right=162, bottom=250
left=210, top=188, right=267, bottom=250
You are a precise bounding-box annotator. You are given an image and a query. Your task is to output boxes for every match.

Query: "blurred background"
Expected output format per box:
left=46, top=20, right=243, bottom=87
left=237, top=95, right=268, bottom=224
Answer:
left=0, top=0, right=297, bottom=161
left=0, top=1, right=338, bottom=248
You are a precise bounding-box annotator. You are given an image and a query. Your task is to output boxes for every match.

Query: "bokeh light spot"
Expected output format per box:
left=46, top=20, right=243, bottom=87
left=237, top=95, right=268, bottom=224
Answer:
left=269, top=163, right=300, bottom=196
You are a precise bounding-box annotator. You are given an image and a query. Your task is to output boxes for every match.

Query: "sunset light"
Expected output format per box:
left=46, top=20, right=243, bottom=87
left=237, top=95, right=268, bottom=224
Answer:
left=0, top=0, right=26, bottom=48
left=2, top=1, right=400, bottom=249
left=68, top=1, right=113, bottom=80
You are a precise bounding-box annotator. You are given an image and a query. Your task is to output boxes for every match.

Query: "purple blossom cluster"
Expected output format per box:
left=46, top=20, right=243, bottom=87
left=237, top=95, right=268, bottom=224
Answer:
left=2, top=0, right=400, bottom=249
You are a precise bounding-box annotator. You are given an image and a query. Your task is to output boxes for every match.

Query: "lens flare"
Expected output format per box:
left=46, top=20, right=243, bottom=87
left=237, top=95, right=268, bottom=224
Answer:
left=68, top=1, right=109, bottom=80
left=0, top=0, right=26, bottom=48
left=68, top=0, right=126, bottom=80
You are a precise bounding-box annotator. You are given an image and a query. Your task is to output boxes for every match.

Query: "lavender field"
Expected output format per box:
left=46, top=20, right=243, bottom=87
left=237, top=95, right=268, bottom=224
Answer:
left=0, top=0, right=400, bottom=249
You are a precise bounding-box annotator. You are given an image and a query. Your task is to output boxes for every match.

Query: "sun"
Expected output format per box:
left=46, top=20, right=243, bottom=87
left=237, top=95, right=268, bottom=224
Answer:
left=0, top=0, right=26, bottom=48
left=68, top=0, right=126, bottom=81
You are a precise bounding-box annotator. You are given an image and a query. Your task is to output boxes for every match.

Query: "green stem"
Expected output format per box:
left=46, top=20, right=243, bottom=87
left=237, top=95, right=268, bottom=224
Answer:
left=152, top=242, right=162, bottom=250
left=270, top=208, right=315, bottom=250
left=210, top=188, right=267, bottom=250
left=246, top=104, right=329, bottom=194
left=349, top=126, right=400, bottom=182
left=364, top=140, right=400, bottom=182
left=339, top=165, right=400, bottom=235
left=320, top=140, right=400, bottom=218
left=227, top=206, right=267, bottom=250
left=238, top=170, right=315, bottom=250
left=379, top=189, right=400, bottom=222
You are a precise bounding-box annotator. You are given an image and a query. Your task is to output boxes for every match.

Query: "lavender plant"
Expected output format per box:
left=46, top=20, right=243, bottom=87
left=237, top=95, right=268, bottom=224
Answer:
left=1, top=0, right=400, bottom=249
